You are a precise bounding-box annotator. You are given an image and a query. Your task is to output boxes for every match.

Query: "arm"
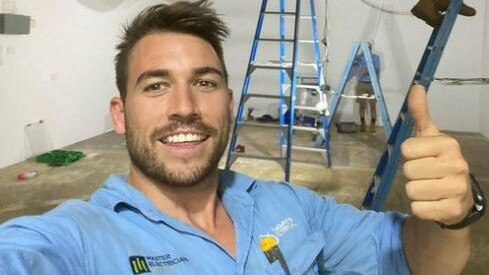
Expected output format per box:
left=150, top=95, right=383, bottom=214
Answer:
left=403, top=217, right=470, bottom=275
left=0, top=216, right=85, bottom=274
left=401, top=85, right=474, bottom=274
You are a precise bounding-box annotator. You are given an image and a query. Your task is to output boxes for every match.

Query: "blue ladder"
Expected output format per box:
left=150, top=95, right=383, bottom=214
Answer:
left=362, top=0, right=464, bottom=211
left=225, top=0, right=328, bottom=181
left=327, top=42, right=392, bottom=139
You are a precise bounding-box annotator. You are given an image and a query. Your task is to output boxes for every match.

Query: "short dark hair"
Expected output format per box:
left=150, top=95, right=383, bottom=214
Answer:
left=114, top=0, right=230, bottom=100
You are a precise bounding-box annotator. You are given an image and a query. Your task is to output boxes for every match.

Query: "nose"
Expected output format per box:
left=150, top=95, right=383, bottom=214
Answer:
left=166, top=84, right=199, bottom=119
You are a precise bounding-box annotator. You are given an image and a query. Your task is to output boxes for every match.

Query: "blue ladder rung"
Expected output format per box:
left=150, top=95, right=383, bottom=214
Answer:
left=258, top=38, right=295, bottom=42
left=243, top=93, right=290, bottom=102
left=264, top=11, right=295, bottom=15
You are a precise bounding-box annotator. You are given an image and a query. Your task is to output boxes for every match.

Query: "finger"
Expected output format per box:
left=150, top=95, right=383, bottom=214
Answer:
left=403, top=157, right=444, bottom=179
left=411, top=198, right=470, bottom=224
left=405, top=177, right=469, bottom=201
left=408, top=84, right=440, bottom=137
left=401, top=135, right=462, bottom=160
left=401, top=136, right=444, bottom=160
left=402, top=155, right=468, bottom=180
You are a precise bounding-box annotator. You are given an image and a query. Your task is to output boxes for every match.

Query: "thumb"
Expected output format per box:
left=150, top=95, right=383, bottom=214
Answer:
left=408, top=84, right=440, bottom=137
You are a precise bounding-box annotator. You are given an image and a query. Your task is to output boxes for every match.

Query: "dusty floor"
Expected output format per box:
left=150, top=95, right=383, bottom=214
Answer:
left=0, top=125, right=488, bottom=274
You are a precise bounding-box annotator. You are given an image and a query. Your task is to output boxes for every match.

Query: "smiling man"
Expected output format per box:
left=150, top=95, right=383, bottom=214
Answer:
left=0, top=1, right=483, bottom=274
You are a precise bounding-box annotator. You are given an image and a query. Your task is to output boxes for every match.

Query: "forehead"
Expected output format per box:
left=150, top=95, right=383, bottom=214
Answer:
left=128, top=32, right=221, bottom=78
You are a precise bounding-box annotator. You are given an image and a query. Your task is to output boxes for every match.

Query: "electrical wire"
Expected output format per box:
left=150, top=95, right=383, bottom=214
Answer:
left=366, top=0, right=384, bottom=43
left=319, top=0, right=330, bottom=78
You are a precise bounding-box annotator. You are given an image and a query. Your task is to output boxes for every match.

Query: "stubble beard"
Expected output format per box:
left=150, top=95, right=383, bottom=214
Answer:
left=125, top=116, right=230, bottom=188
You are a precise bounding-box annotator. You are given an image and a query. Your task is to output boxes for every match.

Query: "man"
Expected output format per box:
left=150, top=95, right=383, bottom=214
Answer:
left=352, top=43, right=381, bottom=133
left=0, top=1, right=481, bottom=274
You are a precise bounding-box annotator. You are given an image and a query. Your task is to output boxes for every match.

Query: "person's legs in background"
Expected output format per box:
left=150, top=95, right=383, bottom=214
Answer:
left=356, top=82, right=368, bottom=132
left=359, top=99, right=367, bottom=132
left=369, top=99, right=377, bottom=133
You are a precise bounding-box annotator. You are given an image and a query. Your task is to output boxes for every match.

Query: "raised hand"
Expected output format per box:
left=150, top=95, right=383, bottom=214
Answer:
left=401, top=85, right=473, bottom=225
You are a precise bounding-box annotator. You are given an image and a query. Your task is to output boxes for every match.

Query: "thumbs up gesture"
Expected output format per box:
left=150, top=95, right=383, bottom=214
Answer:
left=401, top=85, right=474, bottom=226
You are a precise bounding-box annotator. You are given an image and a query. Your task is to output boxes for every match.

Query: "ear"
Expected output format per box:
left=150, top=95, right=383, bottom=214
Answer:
left=227, top=89, right=235, bottom=117
left=110, top=97, right=126, bottom=134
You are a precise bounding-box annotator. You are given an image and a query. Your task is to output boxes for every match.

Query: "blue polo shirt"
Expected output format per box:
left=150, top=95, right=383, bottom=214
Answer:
left=0, top=170, right=410, bottom=274
left=353, top=53, right=381, bottom=83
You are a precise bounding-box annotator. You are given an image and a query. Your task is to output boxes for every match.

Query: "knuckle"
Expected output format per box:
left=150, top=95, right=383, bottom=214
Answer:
left=443, top=136, right=461, bottom=150
left=400, top=142, right=409, bottom=157
left=401, top=162, right=413, bottom=179
left=405, top=182, right=416, bottom=199
left=410, top=202, right=425, bottom=218
left=454, top=159, right=469, bottom=175
left=448, top=203, right=465, bottom=219
left=401, top=138, right=415, bottom=157
left=454, top=180, right=470, bottom=196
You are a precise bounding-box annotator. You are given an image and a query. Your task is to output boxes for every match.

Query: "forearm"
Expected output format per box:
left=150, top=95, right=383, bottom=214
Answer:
left=402, top=216, right=470, bottom=275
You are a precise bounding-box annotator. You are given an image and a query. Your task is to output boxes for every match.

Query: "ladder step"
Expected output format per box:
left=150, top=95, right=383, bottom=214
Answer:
left=282, top=15, right=314, bottom=19
left=239, top=121, right=285, bottom=129
left=264, top=11, right=296, bottom=15
left=287, top=145, right=327, bottom=153
left=243, top=93, right=289, bottom=103
left=258, top=38, right=295, bottom=43
left=298, top=62, right=317, bottom=68
left=299, top=40, right=315, bottom=44
left=296, top=84, right=321, bottom=90
left=252, top=62, right=293, bottom=70
left=253, top=61, right=317, bottom=70
left=292, top=125, right=321, bottom=133
left=231, top=152, right=286, bottom=162
left=295, top=105, right=324, bottom=112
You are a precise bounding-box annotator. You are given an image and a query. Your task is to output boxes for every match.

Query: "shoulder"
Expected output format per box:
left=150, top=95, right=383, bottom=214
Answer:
left=219, top=169, right=336, bottom=214
left=220, top=169, right=319, bottom=196
left=0, top=199, right=110, bottom=240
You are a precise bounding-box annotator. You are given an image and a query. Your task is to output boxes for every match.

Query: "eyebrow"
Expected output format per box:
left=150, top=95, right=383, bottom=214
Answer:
left=192, top=66, right=224, bottom=79
left=135, top=69, right=170, bottom=86
left=134, top=66, right=225, bottom=87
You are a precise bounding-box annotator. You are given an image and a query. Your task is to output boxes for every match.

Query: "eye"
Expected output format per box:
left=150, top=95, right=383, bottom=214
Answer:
left=143, top=82, right=169, bottom=93
left=194, top=80, right=218, bottom=90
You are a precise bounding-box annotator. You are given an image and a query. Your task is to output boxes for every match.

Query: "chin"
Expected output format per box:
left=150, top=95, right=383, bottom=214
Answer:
left=160, top=165, right=216, bottom=188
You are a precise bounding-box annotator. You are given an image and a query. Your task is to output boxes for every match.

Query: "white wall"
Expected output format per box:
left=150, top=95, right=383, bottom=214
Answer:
left=480, top=0, right=489, bottom=139
left=0, top=0, right=487, bottom=168
left=0, top=0, right=161, bottom=168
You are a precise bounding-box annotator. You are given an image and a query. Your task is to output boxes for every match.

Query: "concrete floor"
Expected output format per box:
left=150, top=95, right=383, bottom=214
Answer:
left=0, top=125, right=488, bottom=274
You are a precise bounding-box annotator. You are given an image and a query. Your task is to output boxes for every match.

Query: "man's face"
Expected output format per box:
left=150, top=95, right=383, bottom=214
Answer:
left=118, top=32, right=233, bottom=187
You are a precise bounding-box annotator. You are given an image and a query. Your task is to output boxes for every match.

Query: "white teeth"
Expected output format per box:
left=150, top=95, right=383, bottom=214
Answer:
left=165, top=133, right=204, bottom=143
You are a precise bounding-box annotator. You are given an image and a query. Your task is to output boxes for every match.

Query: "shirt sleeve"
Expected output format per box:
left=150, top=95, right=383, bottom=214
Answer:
left=294, top=186, right=411, bottom=274
left=0, top=215, right=85, bottom=275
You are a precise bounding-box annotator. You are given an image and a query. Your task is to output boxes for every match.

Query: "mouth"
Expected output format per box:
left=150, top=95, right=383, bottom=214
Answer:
left=160, top=132, right=209, bottom=145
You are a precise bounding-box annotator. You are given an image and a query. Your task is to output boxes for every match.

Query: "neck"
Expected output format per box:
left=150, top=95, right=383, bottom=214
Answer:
left=127, top=165, right=236, bottom=256
left=127, top=166, right=222, bottom=229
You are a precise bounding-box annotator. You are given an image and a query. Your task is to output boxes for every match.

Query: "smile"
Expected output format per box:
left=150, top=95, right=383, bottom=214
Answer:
left=161, top=133, right=208, bottom=144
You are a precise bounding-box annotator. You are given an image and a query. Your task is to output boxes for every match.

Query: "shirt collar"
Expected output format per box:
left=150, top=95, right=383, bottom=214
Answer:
left=90, top=170, right=257, bottom=221
left=90, top=175, right=164, bottom=221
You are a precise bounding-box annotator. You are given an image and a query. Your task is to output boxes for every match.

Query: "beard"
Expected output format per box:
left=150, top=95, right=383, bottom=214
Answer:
left=125, top=115, right=230, bottom=188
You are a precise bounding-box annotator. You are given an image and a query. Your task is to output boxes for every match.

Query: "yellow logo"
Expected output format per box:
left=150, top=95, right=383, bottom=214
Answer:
left=129, top=256, right=150, bottom=274
left=259, top=234, right=278, bottom=252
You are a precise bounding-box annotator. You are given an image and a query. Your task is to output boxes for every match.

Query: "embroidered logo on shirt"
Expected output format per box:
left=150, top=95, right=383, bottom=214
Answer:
left=129, top=256, right=150, bottom=274
left=128, top=254, right=189, bottom=274
left=271, top=217, right=297, bottom=237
